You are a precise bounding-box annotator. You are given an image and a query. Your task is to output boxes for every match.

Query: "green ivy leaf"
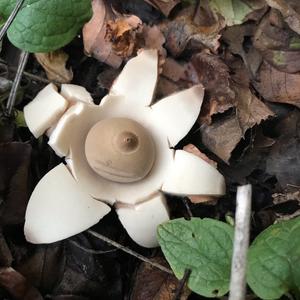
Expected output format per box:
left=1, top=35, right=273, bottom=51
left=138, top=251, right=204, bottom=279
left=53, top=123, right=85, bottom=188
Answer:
left=247, top=217, right=300, bottom=300
left=157, top=218, right=234, bottom=298
left=0, top=0, right=92, bottom=52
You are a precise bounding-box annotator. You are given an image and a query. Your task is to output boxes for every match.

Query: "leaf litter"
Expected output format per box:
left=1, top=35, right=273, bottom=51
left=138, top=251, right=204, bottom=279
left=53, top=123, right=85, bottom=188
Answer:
left=1, top=0, right=300, bottom=299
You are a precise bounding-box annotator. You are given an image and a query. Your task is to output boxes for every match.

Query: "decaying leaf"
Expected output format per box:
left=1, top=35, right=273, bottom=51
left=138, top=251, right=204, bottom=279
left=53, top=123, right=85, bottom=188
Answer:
left=35, top=50, right=73, bottom=84
left=254, top=61, right=300, bottom=108
left=131, top=257, right=190, bottom=300
left=0, top=233, right=12, bottom=267
left=0, top=267, right=43, bottom=300
left=159, top=5, right=224, bottom=56
left=144, top=0, right=180, bottom=16
left=83, top=0, right=142, bottom=68
left=200, top=114, right=243, bottom=163
left=191, top=51, right=235, bottom=124
left=265, top=0, right=300, bottom=35
left=254, top=9, right=300, bottom=73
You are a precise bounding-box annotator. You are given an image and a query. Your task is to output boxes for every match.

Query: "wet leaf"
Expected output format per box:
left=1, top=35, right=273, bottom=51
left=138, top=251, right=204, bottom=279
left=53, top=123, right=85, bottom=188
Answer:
left=247, top=217, right=300, bottom=299
left=158, top=218, right=234, bottom=297
left=131, top=257, right=190, bottom=300
left=0, top=267, right=43, bottom=300
left=35, top=50, right=73, bottom=83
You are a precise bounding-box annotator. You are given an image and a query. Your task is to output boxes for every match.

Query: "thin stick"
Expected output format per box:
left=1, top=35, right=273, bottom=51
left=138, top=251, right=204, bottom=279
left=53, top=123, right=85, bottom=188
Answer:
left=173, top=269, right=191, bottom=300
left=87, top=230, right=173, bottom=274
left=69, top=240, right=117, bottom=255
left=229, top=184, right=252, bottom=300
left=0, top=0, right=26, bottom=41
left=6, top=51, right=29, bottom=115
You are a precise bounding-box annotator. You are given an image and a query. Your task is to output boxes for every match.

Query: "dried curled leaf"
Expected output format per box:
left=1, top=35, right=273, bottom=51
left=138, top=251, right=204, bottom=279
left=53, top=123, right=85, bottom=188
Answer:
left=83, top=0, right=142, bottom=68
left=35, top=50, right=73, bottom=83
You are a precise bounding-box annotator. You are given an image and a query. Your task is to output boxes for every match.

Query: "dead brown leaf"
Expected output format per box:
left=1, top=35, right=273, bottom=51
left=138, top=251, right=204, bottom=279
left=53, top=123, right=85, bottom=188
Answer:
left=131, top=257, right=190, bottom=300
left=0, top=267, right=43, bottom=300
left=191, top=51, right=235, bottom=124
left=159, top=5, right=224, bottom=57
left=0, top=233, right=12, bottom=267
left=35, top=50, right=73, bottom=83
left=144, top=0, right=180, bottom=16
left=200, top=114, right=243, bottom=163
left=266, top=0, right=300, bottom=35
left=254, top=61, right=300, bottom=108
left=254, top=9, right=300, bottom=73
left=83, top=0, right=141, bottom=68
left=142, top=25, right=167, bottom=58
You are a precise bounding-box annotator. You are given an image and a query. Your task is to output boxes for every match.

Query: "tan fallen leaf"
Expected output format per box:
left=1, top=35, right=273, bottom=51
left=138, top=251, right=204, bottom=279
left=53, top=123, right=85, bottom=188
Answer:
left=35, top=50, right=73, bottom=84
left=83, top=0, right=141, bottom=68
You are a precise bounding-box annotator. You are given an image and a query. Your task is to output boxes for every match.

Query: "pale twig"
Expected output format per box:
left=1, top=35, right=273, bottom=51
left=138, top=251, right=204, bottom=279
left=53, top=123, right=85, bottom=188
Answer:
left=229, top=184, right=252, bottom=300
left=0, top=0, right=25, bottom=41
left=6, top=51, right=29, bottom=115
left=87, top=230, right=173, bottom=274
left=69, top=239, right=117, bottom=255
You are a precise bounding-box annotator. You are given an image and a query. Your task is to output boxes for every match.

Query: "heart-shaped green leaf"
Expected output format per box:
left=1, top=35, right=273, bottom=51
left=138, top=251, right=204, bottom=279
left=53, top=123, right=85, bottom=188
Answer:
left=0, top=0, right=92, bottom=52
left=157, top=218, right=234, bottom=297
left=247, top=217, right=300, bottom=300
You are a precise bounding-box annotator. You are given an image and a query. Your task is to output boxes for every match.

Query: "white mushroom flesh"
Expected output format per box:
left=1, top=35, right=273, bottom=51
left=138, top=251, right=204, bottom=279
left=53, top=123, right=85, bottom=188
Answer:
left=61, top=84, right=93, bottom=104
left=24, top=163, right=111, bottom=244
left=24, top=83, right=68, bottom=138
left=162, top=150, right=226, bottom=196
left=116, top=192, right=169, bottom=247
left=151, top=84, right=204, bottom=147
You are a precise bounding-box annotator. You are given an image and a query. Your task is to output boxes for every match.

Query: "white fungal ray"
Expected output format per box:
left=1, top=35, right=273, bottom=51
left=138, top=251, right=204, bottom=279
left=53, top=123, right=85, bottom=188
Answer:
left=61, top=84, right=94, bottom=105
left=24, top=163, right=111, bottom=244
left=110, top=49, right=158, bottom=107
left=24, top=83, right=68, bottom=138
left=162, top=150, right=226, bottom=196
left=150, top=84, right=204, bottom=147
left=116, top=192, right=169, bottom=248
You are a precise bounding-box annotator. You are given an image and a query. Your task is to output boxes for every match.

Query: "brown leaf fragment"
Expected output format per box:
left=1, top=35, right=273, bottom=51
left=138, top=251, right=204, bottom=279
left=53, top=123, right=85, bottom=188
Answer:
left=233, top=84, right=274, bottom=134
left=183, top=144, right=218, bottom=203
left=0, top=267, right=43, bottom=300
left=0, top=233, right=12, bottom=267
left=35, top=50, right=73, bottom=83
left=266, top=0, right=300, bottom=35
left=83, top=0, right=141, bottom=68
left=159, top=5, right=224, bottom=56
left=191, top=52, right=235, bottom=124
left=144, top=0, right=180, bottom=16
left=254, top=61, right=300, bottom=108
left=142, top=25, right=167, bottom=58
left=131, top=257, right=190, bottom=300
left=254, top=9, right=300, bottom=73
left=200, top=114, right=243, bottom=163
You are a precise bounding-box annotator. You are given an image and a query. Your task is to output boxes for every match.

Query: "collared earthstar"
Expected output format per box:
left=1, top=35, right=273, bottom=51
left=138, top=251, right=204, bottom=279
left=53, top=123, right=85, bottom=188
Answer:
left=24, top=49, right=225, bottom=248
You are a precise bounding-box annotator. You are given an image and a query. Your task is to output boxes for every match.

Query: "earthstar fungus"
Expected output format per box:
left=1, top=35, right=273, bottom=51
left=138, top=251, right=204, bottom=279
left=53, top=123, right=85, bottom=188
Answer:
left=24, top=50, right=225, bottom=248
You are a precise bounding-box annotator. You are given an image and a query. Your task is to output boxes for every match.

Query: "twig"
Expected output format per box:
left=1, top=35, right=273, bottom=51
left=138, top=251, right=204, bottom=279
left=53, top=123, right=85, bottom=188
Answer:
left=182, top=197, right=193, bottom=219
left=6, top=51, right=29, bottom=115
left=229, top=184, right=252, bottom=300
left=87, top=230, right=173, bottom=274
left=173, top=269, right=191, bottom=300
left=0, top=0, right=26, bottom=41
left=69, top=239, right=117, bottom=255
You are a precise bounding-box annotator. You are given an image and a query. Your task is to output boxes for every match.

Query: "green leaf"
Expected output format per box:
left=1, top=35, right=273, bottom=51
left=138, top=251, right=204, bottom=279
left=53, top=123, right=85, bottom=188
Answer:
left=0, top=0, right=92, bottom=52
left=208, top=0, right=263, bottom=26
left=157, top=218, right=234, bottom=298
left=247, top=217, right=300, bottom=300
